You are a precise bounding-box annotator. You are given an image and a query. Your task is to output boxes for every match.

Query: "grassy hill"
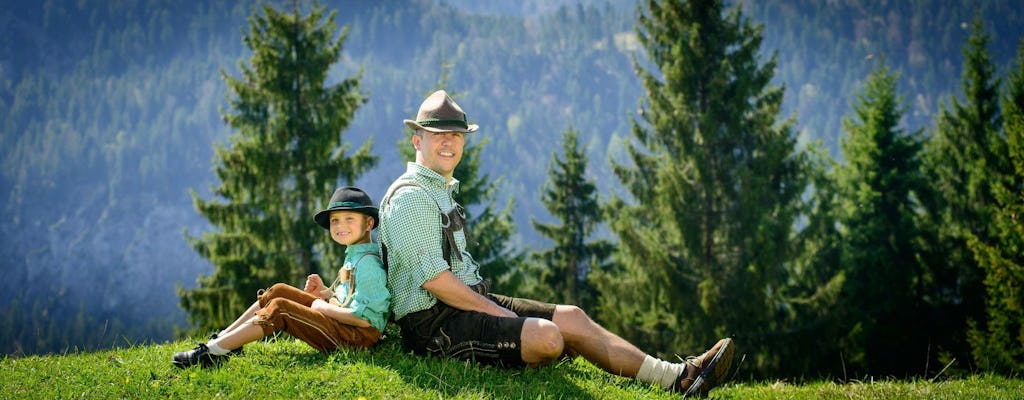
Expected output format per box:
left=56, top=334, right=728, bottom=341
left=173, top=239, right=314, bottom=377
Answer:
left=2, top=330, right=1021, bottom=399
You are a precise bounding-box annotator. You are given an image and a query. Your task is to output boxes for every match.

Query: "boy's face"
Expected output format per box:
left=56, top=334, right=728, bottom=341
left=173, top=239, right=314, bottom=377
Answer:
left=328, top=210, right=373, bottom=246
left=414, top=130, right=464, bottom=180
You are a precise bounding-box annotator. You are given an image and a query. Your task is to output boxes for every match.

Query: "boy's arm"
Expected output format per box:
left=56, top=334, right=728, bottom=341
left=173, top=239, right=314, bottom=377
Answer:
left=311, top=299, right=371, bottom=328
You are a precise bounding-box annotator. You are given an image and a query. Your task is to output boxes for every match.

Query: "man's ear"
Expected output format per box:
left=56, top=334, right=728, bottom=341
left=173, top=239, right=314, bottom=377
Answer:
left=412, top=133, right=421, bottom=150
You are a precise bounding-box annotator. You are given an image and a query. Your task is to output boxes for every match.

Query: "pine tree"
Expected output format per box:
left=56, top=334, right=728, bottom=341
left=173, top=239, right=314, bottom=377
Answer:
left=178, top=3, right=376, bottom=334
left=835, top=63, right=927, bottom=375
left=965, top=39, right=1024, bottom=373
left=398, top=82, right=523, bottom=295
left=920, top=16, right=1011, bottom=370
left=593, top=0, right=814, bottom=377
left=775, top=142, right=848, bottom=376
left=527, top=127, right=612, bottom=311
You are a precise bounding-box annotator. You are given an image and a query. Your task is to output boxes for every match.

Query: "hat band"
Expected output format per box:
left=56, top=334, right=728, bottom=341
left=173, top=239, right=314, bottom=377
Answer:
left=417, top=118, right=468, bottom=129
left=328, top=201, right=366, bottom=209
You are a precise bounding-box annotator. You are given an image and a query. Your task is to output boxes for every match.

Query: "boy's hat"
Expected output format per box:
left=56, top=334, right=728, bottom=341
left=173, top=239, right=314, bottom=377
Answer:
left=314, top=186, right=379, bottom=230
left=403, top=90, right=479, bottom=133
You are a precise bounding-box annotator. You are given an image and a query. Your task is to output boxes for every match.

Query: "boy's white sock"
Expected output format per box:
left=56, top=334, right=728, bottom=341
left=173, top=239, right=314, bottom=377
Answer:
left=637, top=354, right=687, bottom=389
left=205, top=341, right=230, bottom=356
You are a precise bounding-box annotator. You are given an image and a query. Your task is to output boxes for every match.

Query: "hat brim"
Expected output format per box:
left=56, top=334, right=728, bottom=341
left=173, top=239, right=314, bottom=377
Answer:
left=314, top=206, right=379, bottom=230
left=404, top=119, right=478, bottom=133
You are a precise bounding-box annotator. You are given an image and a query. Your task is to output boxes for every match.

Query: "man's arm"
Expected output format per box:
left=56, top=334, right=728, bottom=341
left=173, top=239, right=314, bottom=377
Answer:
left=422, top=270, right=516, bottom=318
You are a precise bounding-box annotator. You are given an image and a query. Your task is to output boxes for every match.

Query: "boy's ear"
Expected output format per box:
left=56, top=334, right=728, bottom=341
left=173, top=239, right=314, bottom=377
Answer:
left=366, top=216, right=376, bottom=230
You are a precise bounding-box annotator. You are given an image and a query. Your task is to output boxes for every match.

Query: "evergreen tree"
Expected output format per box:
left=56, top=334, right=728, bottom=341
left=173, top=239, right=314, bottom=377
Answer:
left=398, top=82, right=523, bottom=295
left=527, top=127, right=613, bottom=311
left=594, top=0, right=814, bottom=377
left=965, top=39, right=1024, bottom=373
left=775, top=142, right=848, bottom=376
left=179, top=3, right=376, bottom=334
left=835, top=63, right=927, bottom=376
left=920, top=16, right=1011, bottom=370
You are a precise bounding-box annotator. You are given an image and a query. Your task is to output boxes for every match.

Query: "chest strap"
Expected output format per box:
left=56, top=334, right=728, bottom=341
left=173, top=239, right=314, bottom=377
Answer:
left=382, top=180, right=470, bottom=267
left=329, top=252, right=382, bottom=308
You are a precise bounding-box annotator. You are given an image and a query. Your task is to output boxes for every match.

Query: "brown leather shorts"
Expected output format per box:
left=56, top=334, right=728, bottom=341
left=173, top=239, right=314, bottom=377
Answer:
left=397, top=283, right=556, bottom=367
left=254, top=283, right=381, bottom=351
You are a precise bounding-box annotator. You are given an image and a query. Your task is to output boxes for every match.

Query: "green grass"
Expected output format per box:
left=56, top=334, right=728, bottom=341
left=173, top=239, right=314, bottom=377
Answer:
left=2, top=332, right=1021, bottom=399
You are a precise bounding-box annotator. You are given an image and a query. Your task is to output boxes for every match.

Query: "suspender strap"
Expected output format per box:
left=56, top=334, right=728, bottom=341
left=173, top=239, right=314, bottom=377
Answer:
left=381, top=180, right=467, bottom=267
left=330, top=252, right=382, bottom=308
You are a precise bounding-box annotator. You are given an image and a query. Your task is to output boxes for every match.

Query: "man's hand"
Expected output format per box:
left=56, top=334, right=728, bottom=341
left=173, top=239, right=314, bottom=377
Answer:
left=423, top=270, right=517, bottom=318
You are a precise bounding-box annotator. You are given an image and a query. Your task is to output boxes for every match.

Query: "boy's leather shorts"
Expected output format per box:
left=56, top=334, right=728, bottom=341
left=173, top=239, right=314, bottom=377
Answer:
left=254, top=283, right=381, bottom=351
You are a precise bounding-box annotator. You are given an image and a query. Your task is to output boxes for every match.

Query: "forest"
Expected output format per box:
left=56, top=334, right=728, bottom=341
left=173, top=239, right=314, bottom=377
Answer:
left=1, top=0, right=1022, bottom=379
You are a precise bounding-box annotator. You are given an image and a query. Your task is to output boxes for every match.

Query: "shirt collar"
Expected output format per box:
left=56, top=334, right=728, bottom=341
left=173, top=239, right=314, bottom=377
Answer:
left=345, top=242, right=378, bottom=256
left=406, top=162, right=460, bottom=194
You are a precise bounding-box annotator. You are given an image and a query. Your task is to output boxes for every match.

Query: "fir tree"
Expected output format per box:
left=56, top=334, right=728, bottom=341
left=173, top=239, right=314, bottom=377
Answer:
left=965, top=38, right=1024, bottom=373
left=594, top=0, right=814, bottom=377
left=920, top=16, right=1011, bottom=370
left=527, top=127, right=612, bottom=311
left=179, top=3, right=376, bottom=334
left=835, top=63, right=927, bottom=375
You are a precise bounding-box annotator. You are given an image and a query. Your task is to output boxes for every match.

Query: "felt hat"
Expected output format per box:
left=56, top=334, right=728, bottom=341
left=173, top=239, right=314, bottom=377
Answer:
left=403, top=90, right=479, bottom=133
left=313, top=186, right=379, bottom=230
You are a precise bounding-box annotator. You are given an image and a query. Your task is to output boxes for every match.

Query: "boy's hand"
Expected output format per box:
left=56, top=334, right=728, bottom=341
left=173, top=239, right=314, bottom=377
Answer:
left=304, top=274, right=324, bottom=294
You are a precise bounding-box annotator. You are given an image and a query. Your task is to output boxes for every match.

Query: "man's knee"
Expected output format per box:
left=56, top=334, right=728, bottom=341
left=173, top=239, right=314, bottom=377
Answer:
left=552, top=304, right=603, bottom=343
left=523, top=319, right=564, bottom=362
left=556, top=304, right=593, bottom=324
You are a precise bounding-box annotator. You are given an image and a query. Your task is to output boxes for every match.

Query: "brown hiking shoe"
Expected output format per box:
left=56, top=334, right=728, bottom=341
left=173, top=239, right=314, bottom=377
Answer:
left=673, top=338, right=735, bottom=397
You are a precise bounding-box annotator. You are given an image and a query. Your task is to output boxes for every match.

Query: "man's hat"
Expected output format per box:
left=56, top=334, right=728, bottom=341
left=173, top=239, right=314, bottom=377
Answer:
left=403, top=90, right=479, bottom=133
left=313, top=186, right=379, bottom=230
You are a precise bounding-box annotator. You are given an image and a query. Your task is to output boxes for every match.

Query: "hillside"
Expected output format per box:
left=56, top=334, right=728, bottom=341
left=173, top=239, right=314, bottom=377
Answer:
left=1, top=0, right=1022, bottom=358
left=1, top=337, right=1021, bottom=399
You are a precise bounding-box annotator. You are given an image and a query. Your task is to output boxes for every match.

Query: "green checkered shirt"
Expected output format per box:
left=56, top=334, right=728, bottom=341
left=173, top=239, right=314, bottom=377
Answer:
left=379, top=162, right=484, bottom=320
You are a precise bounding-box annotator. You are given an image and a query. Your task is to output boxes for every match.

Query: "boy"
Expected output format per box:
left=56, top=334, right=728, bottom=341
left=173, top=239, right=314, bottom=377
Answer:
left=173, top=186, right=390, bottom=368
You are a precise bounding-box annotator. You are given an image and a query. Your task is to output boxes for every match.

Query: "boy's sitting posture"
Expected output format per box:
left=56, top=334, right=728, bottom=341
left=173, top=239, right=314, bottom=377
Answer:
left=173, top=186, right=390, bottom=368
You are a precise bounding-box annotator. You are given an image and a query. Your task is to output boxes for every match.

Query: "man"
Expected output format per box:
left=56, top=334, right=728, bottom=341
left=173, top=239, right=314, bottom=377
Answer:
left=380, top=90, right=734, bottom=397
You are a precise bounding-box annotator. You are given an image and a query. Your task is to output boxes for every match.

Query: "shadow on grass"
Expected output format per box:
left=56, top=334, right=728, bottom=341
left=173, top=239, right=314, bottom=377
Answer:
left=366, top=331, right=597, bottom=399
left=171, top=330, right=601, bottom=398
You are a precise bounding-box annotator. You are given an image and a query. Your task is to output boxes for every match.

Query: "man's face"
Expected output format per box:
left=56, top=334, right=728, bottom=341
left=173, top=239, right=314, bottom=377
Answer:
left=414, top=130, right=465, bottom=180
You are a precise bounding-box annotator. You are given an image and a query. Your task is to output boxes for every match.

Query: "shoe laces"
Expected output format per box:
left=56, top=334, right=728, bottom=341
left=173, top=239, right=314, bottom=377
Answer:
left=675, top=354, right=702, bottom=368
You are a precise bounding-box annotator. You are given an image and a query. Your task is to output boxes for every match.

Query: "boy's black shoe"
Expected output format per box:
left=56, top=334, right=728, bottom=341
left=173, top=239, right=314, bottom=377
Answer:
left=172, top=343, right=228, bottom=369
left=208, top=332, right=244, bottom=356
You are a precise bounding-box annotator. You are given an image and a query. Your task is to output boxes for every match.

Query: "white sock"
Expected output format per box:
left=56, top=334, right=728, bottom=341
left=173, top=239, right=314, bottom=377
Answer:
left=637, top=355, right=687, bottom=389
left=205, top=341, right=230, bottom=356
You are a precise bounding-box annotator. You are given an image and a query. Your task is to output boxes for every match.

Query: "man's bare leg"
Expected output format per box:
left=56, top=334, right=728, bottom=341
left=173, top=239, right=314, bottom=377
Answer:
left=550, top=305, right=645, bottom=376
left=550, top=304, right=735, bottom=394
